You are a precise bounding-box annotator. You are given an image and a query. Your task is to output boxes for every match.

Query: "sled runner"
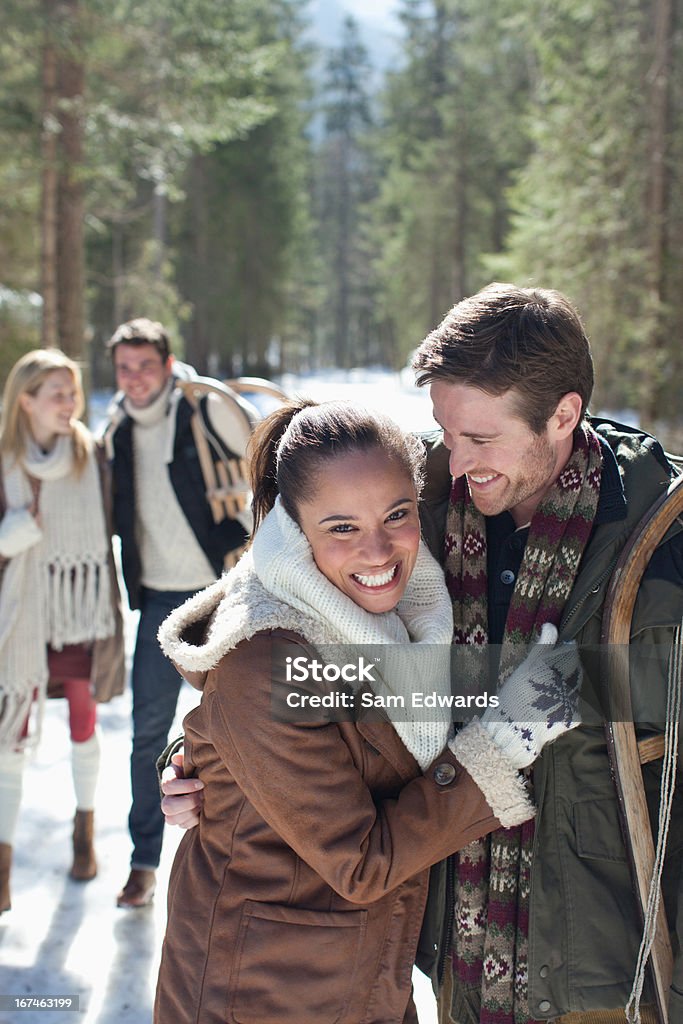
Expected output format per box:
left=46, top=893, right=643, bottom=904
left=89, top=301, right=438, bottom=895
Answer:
left=602, top=470, right=683, bottom=1023
left=176, top=377, right=257, bottom=570
left=224, top=376, right=289, bottom=404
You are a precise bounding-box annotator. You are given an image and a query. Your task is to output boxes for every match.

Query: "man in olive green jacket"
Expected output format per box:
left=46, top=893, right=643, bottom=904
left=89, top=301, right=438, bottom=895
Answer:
left=160, top=283, right=682, bottom=1022
left=413, top=284, right=683, bottom=1023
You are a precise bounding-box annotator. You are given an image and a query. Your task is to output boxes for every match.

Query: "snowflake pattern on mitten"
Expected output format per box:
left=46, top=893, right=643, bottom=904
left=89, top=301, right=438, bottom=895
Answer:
left=479, top=625, right=582, bottom=769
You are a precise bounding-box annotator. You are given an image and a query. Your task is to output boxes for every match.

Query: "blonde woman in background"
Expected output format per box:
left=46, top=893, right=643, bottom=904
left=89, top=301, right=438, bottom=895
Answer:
left=0, top=349, right=124, bottom=913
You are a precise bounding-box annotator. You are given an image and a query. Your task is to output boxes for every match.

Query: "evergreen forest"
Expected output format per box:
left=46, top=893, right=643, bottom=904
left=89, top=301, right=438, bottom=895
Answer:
left=1, top=0, right=681, bottom=440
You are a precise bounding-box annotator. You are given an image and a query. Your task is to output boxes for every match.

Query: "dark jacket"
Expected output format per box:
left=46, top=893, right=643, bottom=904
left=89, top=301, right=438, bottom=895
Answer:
left=87, top=444, right=126, bottom=702
left=416, top=418, right=683, bottom=1020
left=108, top=393, right=248, bottom=610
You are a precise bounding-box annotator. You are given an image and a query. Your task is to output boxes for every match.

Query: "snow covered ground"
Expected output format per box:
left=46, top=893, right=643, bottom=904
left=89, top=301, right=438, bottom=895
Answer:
left=278, top=366, right=438, bottom=435
left=1, top=370, right=438, bottom=1024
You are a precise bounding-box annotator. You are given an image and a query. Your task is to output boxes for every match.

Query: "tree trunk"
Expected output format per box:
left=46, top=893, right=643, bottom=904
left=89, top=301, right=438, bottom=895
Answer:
left=451, top=160, right=467, bottom=302
left=642, top=0, right=672, bottom=426
left=56, top=0, right=85, bottom=359
left=152, top=184, right=167, bottom=279
left=40, top=1, right=59, bottom=349
left=334, top=137, right=351, bottom=368
left=112, top=220, right=124, bottom=327
left=188, top=157, right=209, bottom=374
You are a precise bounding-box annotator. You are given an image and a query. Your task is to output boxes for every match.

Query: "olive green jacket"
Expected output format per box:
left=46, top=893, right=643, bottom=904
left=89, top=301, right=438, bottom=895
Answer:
left=415, top=419, right=683, bottom=1021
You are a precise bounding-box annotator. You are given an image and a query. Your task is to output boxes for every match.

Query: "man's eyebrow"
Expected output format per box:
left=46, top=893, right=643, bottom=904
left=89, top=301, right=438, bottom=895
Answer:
left=432, top=417, right=500, bottom=440
left=114, top=359, right=161, bottom=370
left=460, top=430, right=501, bottom=439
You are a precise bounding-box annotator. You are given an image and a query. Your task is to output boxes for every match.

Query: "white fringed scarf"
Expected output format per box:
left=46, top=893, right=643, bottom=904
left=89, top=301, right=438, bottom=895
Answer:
left=0, top=437, right=115, bottom=748
left=159, top=499, right=455, bottom=770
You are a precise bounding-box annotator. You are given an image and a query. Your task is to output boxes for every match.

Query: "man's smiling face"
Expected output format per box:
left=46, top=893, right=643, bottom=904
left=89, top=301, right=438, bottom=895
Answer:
left=430, top=380, right=569, bottom=527
left=113, top=342, right=173, bottom=409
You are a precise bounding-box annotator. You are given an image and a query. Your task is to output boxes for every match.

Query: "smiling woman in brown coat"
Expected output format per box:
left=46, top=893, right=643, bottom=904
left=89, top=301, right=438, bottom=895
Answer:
left=154, top=400, right=580, bottom=1024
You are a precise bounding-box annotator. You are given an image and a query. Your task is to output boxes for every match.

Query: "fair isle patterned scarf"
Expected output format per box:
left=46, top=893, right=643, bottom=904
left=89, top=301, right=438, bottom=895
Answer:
left=444, top=423, right=603, bottom=1024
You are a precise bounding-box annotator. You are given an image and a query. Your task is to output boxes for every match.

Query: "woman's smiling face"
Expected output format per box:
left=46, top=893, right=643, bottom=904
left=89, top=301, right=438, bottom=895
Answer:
left=20, top=368, right=79, bottom=448
left=295, top=447, right=421, bottom=614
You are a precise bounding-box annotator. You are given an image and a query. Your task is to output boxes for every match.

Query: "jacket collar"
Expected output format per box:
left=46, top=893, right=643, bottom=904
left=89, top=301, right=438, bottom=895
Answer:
left=594, top=437, right=627, bottom=525
left=558, top=423, right=674, bottom=637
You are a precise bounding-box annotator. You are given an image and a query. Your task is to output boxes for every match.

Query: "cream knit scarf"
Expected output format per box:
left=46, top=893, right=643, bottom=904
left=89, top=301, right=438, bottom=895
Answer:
left=160, top=499, right=455, bottom=769
left=0, top=437, right=115, bottom=748
left=103, top=377, right=177, bottom=461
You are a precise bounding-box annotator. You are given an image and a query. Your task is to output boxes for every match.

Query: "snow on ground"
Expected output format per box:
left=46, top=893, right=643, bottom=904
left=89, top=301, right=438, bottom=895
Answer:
left=0, top=370, right=438, bottom=1024
left=279, top=366, right=438, bottom=435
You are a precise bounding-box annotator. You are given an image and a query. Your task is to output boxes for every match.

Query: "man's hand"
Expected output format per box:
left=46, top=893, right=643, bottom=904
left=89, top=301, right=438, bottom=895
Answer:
left=479, top=623, right=582, bottom=769
left=160, top=751, right=204, bottom=829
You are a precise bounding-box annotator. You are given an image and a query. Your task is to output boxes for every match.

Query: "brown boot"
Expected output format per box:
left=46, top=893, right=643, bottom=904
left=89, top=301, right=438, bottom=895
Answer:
left=70, top=810, right=97, bottom=881
left=0, top=843, right=11, bottom=913
left=116, top=868, right=156, bottom=908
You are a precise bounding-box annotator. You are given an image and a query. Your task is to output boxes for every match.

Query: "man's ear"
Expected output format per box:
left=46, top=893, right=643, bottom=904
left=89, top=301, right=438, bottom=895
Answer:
left=549, top=392, right=583, bottom=440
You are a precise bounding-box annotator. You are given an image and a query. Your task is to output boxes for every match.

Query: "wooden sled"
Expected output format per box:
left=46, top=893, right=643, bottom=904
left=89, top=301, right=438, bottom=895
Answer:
left=601, top=471, right=683, bottom=1023
left=224, top=376, right=289, bottom=404
left=176, top=377, right=255, bottom=571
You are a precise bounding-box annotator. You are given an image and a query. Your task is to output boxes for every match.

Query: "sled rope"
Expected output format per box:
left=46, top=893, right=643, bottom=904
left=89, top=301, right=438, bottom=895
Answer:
left=626, top=620, right=681, bottom=1024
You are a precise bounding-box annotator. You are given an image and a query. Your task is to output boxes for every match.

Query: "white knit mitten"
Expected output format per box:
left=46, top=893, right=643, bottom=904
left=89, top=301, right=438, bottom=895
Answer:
left=479, top=623, right=582, bottom=769
left=0, top=508, right=43, bottom=558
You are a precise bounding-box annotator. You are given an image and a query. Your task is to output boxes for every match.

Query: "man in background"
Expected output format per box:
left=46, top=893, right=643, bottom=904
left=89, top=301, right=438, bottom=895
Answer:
left=105, top=318, right=256, bottom=908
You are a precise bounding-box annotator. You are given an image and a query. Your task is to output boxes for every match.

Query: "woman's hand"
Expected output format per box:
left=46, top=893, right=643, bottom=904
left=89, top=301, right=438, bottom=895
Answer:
left=0, top=507, right=43, bottom=557
left=160, top=751, right=204, bottom=829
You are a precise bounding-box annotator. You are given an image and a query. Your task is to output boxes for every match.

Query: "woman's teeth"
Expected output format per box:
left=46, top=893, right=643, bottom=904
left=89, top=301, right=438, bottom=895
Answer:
left=353, top=565, right=397, bottom=588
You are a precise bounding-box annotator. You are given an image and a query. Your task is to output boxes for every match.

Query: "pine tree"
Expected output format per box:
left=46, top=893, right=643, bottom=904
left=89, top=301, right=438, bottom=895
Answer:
left=489, top=0, right=681, bottom=431
left=173, top=0, right=316, bottom=376
left=314, top=15, right=385, bottom=369
left=370, top=0, right=531, bottom=363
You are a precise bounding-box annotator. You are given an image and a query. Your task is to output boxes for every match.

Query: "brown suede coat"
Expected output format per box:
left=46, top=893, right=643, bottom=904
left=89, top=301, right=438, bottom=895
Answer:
left=154, top=629, right=500, bottom=1024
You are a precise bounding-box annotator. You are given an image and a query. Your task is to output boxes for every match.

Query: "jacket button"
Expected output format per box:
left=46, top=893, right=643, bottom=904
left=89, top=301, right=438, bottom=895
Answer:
left=433, top=763, right=456, bottom=785
left=538, top=1001, right=551, bottom=1013
left=500, top=569, right=515, bottom=585
left=539, top=965, right=549, bottom=978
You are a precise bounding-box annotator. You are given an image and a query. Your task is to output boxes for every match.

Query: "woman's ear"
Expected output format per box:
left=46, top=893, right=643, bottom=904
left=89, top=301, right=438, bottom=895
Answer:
left=18, top=392, right=34, bottom=417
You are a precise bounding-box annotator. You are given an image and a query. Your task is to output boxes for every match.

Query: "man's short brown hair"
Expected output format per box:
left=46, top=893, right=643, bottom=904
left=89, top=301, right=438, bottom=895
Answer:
left=412, top=283, right=594, bottom=434
left=106, top=318, right=171, bottom=362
